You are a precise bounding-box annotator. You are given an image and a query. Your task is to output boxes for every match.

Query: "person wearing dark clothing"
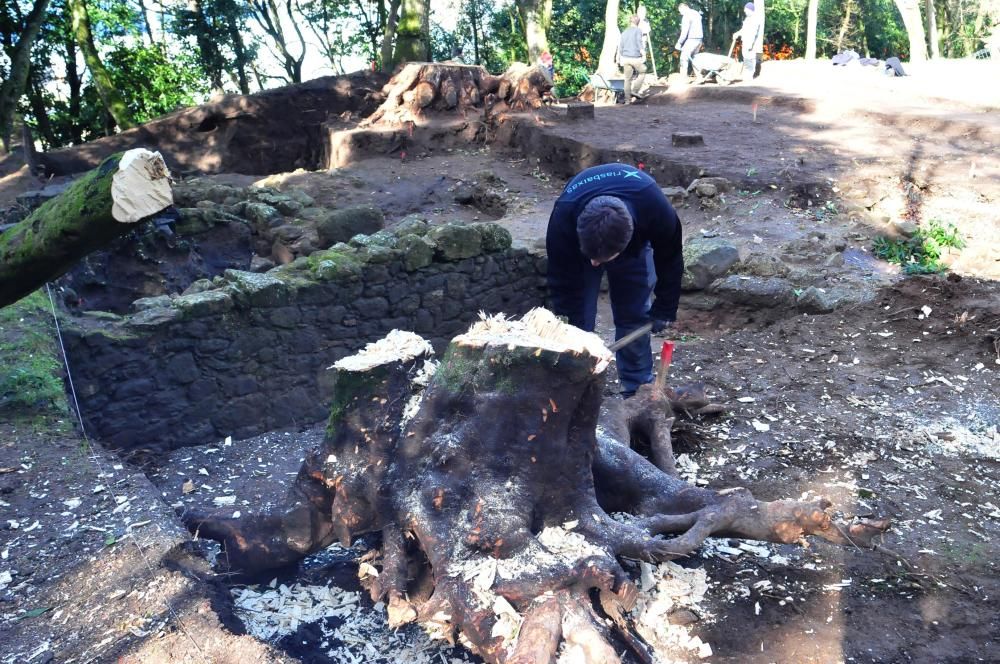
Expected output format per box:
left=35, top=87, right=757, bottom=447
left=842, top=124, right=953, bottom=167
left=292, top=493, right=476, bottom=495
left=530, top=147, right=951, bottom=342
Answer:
left=546, top=163, right=684, bottom=396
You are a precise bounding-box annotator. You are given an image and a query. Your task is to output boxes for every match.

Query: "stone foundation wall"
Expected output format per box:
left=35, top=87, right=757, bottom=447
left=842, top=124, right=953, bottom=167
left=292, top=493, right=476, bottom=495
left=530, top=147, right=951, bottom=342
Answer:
left=61, top=222, right=546, bottom=452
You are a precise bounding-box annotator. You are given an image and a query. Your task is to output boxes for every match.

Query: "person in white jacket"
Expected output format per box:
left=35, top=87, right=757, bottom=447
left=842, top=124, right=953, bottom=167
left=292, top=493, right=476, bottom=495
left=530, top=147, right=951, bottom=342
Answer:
left=674, top=3, right=704, bottom=78
left=734, top=2, right=765, bottom=79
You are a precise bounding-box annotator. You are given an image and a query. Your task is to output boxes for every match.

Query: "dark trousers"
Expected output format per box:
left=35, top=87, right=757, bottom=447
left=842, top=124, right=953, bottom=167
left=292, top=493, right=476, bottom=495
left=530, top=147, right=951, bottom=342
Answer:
left=578, top=245, right=656, bottom=394
left=744, top=53, right=761, bottom=79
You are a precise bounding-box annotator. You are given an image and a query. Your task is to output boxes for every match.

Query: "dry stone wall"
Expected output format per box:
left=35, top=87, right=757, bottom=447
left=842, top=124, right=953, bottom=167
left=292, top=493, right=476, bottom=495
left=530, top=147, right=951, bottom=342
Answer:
left=61, top=221, right=546, bottom=452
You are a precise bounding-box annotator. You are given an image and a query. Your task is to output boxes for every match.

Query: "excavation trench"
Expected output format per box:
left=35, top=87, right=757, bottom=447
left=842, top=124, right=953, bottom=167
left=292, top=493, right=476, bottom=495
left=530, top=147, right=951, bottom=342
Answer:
left=32, top=77, right=894, bottom=662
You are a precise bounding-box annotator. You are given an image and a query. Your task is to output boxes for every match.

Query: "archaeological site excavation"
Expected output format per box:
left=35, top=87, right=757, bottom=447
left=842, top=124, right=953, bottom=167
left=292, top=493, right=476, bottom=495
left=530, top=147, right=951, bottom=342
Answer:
left=1, top=42, right=998, bottom=664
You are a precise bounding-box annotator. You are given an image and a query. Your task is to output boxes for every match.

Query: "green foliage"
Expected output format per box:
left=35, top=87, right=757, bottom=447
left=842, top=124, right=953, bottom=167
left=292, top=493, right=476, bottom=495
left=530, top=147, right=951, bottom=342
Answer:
left=553, top=60, right=590, bottom=97
left=104, top=43, right=208, bottom=123
left=872, top=220, right=965, bottom=275
left=0, top=291, right=68, bottom=416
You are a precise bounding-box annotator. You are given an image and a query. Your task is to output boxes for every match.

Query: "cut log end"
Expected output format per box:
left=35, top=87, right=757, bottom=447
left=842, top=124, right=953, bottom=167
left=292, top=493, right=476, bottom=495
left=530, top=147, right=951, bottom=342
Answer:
left=454, top=308, right=612, bottom=372
left=331, top=329, right=435, bottom=372
left=111, top=148, right=173, bottom=223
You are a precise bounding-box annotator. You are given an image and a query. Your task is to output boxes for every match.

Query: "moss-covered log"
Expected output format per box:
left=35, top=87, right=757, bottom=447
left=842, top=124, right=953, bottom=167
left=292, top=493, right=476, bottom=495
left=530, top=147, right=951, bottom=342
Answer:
left=185, top=309, right=890, bottom=663
left=0, top=148, right=172, bottom=308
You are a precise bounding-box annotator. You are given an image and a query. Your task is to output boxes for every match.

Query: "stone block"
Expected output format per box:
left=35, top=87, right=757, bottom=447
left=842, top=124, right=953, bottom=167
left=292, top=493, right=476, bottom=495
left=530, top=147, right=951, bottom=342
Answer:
left=661, top=186, right=688, bottom=206
left=682, top=238, right=741, bottom=290
left=224, top=269, right=290, bottom=307
left=166, top=352, right=200, bottom=384
left=427, top=224, right=483, bottom=261
left=316, top=204, right=385, bottom=247
left=686, top=176, right=733, bottom=195
left=711, top=275, right=794, bottom=308
left=128, top=306, right=182, bottom=330
left=472, top=222, right=513, bottom=252
left=173, top=290, right=234, bottom=318
left=397, top=234, right=435, bottom=271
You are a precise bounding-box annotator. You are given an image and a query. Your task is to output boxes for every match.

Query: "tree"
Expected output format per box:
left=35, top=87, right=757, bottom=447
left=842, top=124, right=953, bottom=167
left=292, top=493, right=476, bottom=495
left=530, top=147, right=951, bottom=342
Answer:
left=805, top=0, right=818, bottom=58
left=380, top=0, right=401, bottom=72
left=836, top=0, right=857, bottom=52
left=0, top=0, right=51, bottom=152
left=248, top=0, right=307, bottom=83
left=925, top=0, right=939, bottom=57
left=516, top=0, right=552, bottom=63
left=894, top=0, right=928, bottom=60
left=67, top=0, right=136, bottom=129
left=393, top=0, right=430, bottom=65
left=596, top=0, right=620, bottom=77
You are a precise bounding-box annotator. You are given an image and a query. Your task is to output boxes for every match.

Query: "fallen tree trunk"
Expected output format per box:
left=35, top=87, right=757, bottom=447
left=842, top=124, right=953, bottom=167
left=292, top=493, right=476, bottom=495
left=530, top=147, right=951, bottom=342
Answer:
left=0, top=148, right=173, bottom=308
left=187, top=309, right=889, bottom=663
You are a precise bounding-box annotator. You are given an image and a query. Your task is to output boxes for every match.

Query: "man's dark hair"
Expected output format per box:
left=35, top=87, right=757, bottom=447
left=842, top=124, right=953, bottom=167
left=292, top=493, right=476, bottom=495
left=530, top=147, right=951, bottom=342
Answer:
left=577, top=195, right=634, bottom=260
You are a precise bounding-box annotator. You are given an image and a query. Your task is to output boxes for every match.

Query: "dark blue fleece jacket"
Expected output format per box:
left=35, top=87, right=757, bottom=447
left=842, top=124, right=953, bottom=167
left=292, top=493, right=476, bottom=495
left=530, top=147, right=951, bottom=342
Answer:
left=545, top=163, right=684, bottom=328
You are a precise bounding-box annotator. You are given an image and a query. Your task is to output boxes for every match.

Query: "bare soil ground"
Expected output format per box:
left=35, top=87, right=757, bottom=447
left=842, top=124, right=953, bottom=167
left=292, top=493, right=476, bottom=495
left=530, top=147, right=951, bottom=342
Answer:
left=1, top=60, right=998, bottom=662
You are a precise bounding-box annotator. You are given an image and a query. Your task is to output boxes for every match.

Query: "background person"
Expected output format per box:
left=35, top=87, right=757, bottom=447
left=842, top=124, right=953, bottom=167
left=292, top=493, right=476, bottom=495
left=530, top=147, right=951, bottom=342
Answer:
left=546, top=163, right=684, bottom=398
left=734, top=2, right=765, bottom=79
left=617, top=14, right=647, bottom=103
left=675, top=3, right=704, bottom=79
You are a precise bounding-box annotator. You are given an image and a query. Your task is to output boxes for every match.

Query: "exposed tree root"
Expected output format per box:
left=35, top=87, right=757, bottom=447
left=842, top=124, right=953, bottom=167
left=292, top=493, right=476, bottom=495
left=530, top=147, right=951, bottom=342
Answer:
left=184, top=309, right=889, bottom=662
left=363, top=62, right=552, bottom=128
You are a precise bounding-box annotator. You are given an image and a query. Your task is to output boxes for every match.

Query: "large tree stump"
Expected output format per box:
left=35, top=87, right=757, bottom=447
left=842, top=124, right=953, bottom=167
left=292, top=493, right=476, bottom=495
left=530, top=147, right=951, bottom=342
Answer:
left=0, top=148, right=172, bottom=308
left=363, top=62, right=552, bottom=127
left=187, top=310, right=889, bottom=663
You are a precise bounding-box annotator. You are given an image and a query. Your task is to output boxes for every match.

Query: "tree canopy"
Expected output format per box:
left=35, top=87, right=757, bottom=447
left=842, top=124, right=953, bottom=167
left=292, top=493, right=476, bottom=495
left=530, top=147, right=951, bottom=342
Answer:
left=1, top=0, right=996, bottom=151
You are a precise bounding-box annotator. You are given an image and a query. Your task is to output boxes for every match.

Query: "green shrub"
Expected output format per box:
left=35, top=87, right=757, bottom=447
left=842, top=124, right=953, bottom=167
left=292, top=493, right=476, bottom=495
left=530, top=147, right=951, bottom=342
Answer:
left=0, top=292, right=68, bottom=415
left=553, top=61, right=592, bottom=98
left=872, top=220, right=965, bottom=274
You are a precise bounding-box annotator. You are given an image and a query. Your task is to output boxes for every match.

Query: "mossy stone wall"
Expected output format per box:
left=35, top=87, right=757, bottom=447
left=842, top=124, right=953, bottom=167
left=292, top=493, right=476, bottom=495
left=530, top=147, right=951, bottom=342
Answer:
left=60, top=222, right=547, bottom=452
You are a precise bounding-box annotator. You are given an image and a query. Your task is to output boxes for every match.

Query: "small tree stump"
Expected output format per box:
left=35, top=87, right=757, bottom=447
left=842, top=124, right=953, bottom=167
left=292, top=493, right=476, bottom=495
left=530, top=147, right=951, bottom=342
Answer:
left=672, top=132, right=705, bottom=147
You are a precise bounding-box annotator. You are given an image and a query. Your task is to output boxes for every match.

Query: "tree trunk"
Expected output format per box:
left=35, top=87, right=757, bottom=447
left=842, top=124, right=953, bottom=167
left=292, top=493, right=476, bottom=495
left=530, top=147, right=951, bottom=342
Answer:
left=516, top=0, right=552, bottom=63
left=596, top=0, right=621, bottom=77
left=836, top=0, right=855, bottom=52
left=136, top=0, right=157, bottom=43
left=0, top=149, right=173, bottom=309
left=64, top=35, right=84, bottom=144
left=805, top=0, right=819, bottom=59
left=26, top=74, right=59, bottom=149
left=185, top=310, right=890, bottom=664
left=380, top=0, right=401, bottom=72
left=894, top=0, right=928, bottom=61
left=0, top=0, right=51, bottom=153
left=249, top=0, right=306, bottom=83
left=189, top=0, right=225, bottom=93
left=226, top=12, right=252, bottom=94
left=20, top=120, right=39, bottom=174
left=392, top=0, right=430, bottom=66
left=67, top=0, right=137, bottom=130
left=925, top=0, right=939, bottom=58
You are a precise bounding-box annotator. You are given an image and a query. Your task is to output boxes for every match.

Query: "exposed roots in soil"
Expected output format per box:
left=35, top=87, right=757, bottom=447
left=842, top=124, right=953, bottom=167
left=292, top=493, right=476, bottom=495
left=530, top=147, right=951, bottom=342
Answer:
left=184, top=309, right=889, bottom=663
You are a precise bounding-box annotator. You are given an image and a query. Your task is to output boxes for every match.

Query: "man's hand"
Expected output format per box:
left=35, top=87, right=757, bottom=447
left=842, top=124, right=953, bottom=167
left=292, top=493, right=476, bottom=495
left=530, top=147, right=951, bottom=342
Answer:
left=651, top=319, right=672, bottom=334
